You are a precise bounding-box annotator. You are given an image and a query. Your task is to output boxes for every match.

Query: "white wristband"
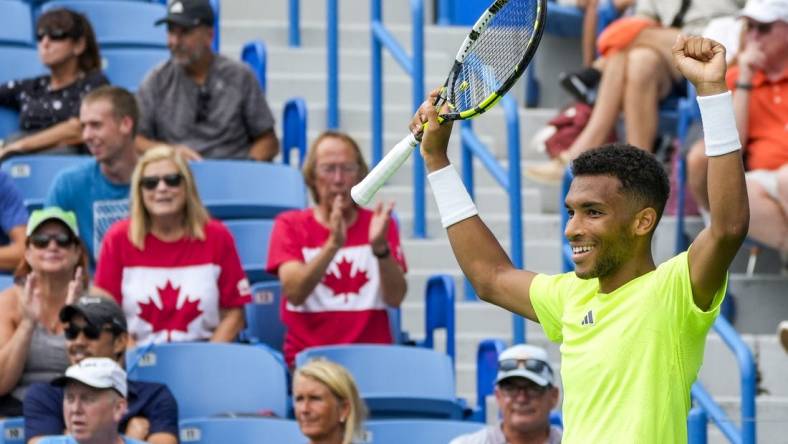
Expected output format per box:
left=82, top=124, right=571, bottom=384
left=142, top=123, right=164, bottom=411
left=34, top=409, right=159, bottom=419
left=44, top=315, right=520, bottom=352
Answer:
left=697, top=91, right=741, bottom=157
left=427, top=164, right=479, bottom=228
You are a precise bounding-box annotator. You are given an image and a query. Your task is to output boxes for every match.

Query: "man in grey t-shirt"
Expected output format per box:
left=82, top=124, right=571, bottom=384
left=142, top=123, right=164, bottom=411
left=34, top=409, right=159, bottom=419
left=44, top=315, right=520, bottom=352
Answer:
left=136, top=0, right=279, bottom=161
left=451, top=344, right=562, bottom=444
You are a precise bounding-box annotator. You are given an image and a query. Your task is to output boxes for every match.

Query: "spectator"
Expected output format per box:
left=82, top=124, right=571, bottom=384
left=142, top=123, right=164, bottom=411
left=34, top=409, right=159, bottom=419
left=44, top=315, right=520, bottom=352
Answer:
left=0, top=171, right=27, bottom=272
left=267, top=131, right=407, bottom=366
left=0, top=207, right=87, bottom=417
left=135, top=0, right=279, bottom=161
left=526, top=0, right=746, bottom=183
left=450, top=344, right=562, bottom=444
left=94, top=145, right=251, bottom=345
left=687, top=0, right=787, bottom=253
left=46, top=86, right=140, bottom=269
left=25, top=296, right=178, bottom=444
left=39, top=358, right=144, bottom=444
left=0, top=8, right=108, bottom=160
left=293, top=359, right=366, bottom=444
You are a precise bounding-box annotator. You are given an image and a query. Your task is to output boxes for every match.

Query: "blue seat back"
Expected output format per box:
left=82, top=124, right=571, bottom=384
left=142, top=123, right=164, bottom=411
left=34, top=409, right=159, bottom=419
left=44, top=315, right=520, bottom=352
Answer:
left=419, top=274, right=456, bottom=362
left=473, top=338, right=506, bottom=421
left=241, top=281, right=286, bottom=352
left=224, top=219, right=276, bottom=283
left=101, top=47, right=168, bottom=92
left=241, top=40, right=266, bottom=93
left=0, top=155, right=93, bottom=211
left=126, top=343, right=289, bottom=419
left=40, top=0, right=167, bottom=48
left=363, top=419, right=484, bottom=444
left=0, top=274, right=14, bottom=291
left=0, top=1, right=34, bottom=46
left=0, top=108, right=21, bottom=141
left=0, top=417, right=25, bottom=444
left=0, top=46, right=46, bottom=82
left=281, top=97, right=308, bottom=168
left=296, top=345, right=462, bottom=419
left=179, top=418, right=306, bottom=444
left=191, top=160, right=307, bottom=219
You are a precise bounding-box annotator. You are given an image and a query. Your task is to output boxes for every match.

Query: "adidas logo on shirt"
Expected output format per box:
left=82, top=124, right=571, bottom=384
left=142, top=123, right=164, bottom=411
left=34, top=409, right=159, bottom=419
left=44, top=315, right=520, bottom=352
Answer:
left=581, top=310, right=595, bottom=326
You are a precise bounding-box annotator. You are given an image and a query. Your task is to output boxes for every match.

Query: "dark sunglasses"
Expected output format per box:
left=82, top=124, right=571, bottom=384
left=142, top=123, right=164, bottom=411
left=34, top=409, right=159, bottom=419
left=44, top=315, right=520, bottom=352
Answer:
left=36, top=28, right=76, bottom=42
left=499, top=380, right=549, bottom=398
left=64, top=323, right=115, bottom=340
left=195, top=86, right=211, bottom=123
left=139, top=173, right=184, bottom=190
left=499, top=358, right=551, bottom=375
left=748, top=21, right=773, bottom=34
left=29, top=233, right=75, bottom=249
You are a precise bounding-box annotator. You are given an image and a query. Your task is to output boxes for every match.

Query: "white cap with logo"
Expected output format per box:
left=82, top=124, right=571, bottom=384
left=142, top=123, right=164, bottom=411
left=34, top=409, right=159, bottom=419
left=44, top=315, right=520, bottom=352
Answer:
left=53, top=357, right=128, bottom=398
left=495, top=344, right=555, bottom=387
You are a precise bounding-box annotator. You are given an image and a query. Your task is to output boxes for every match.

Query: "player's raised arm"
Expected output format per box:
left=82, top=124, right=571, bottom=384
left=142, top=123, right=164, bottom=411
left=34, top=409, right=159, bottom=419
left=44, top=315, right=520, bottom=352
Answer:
left=415, top=90, right=540, bottom=322
left=672, top=35, right=749, bottom=310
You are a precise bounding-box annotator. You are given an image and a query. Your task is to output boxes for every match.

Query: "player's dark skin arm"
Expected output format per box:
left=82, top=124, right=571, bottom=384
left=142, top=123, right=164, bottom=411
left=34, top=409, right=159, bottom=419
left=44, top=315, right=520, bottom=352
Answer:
left=412, top=91, right=539, bottom=322
left=673, top=36, right=749, bottom=311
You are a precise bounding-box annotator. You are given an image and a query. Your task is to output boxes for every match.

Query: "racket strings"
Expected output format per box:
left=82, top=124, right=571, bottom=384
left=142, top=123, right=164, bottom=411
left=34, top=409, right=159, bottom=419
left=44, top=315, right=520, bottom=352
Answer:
left=451, top=0, right=539, bottom=112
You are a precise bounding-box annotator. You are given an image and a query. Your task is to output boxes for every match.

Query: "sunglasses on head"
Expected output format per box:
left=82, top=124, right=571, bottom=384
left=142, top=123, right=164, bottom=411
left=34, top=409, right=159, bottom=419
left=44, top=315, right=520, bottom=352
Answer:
left=498, top=358, right=551, bottom=375
left=29, top=233, right=75, bottom=249
left=36, top=28, right=75, bottom=42
left=64, top=323, right=115, bottom=340
left=140, top=173, right=184, bottom=190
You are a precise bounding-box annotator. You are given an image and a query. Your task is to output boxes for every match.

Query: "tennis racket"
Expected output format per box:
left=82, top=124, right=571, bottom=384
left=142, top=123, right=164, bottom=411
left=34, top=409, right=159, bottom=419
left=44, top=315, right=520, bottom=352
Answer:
left=351, top=0, right=547, bottom=205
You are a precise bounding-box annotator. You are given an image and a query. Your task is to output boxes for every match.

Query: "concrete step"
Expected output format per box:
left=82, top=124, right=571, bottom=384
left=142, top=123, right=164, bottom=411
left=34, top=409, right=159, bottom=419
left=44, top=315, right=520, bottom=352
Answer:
left=378, top=185, right=544, bottom=216
left=713, top=396, right=788, bottom=444
left=396, top=213, right=563, bottom=246
left=728, top=276, right=788, bottom=335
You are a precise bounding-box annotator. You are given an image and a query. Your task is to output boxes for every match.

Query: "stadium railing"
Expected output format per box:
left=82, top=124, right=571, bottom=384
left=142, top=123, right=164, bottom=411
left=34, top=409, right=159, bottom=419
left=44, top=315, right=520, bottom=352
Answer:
left=560, top=167, right=757, bottom=444
left=287, top=0, right=339, bottom=130
left=459, top=94, right=528, bottom=344
left=369, top=0, right=426, bottom=238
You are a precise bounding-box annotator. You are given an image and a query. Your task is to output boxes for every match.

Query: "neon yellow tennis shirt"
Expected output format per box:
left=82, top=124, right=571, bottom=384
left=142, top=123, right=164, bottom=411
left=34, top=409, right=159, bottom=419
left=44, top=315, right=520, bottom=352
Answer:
left=530, top=252, right=725, bottom=444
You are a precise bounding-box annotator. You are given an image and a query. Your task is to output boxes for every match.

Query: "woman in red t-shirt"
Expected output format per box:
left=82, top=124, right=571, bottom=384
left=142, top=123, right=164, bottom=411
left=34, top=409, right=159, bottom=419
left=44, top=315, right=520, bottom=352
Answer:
left=94, top=145, right=251, bottom=346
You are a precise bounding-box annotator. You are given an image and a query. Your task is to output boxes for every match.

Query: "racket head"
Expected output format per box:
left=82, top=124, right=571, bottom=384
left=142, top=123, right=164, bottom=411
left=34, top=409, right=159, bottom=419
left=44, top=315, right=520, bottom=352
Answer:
left=436, top=0, right=547, bottom=121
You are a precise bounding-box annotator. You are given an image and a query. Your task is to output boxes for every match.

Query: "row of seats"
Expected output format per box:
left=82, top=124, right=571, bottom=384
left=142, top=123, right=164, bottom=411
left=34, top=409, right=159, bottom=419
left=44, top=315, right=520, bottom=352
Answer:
left=0, top=416, right=484, bottom=444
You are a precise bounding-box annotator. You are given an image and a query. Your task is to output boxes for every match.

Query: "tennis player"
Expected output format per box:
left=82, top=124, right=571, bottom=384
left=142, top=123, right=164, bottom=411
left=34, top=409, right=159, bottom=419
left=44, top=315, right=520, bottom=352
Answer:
left=413, top=35, right=748, bottom=443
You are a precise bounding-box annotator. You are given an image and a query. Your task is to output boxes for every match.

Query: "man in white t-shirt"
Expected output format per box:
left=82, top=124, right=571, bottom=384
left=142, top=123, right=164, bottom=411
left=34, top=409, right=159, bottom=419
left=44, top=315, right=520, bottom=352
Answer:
left=451, top=345, right=562, bottom=444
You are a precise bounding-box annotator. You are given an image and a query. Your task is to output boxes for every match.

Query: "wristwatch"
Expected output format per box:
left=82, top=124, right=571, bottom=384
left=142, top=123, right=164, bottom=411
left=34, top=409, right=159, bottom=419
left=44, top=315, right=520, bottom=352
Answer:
left=372, top=245, right=391, bottom=259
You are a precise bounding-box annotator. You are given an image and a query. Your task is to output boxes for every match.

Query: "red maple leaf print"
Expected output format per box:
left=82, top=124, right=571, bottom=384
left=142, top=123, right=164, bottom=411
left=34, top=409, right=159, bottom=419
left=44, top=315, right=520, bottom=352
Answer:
left=321, top=257, right=369, bottom=302
left=138, top=280, right=203, bottom=342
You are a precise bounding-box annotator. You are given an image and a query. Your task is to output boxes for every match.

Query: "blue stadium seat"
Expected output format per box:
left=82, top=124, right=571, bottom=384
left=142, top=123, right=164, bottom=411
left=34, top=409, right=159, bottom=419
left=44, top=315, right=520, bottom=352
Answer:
left=416, top=274, right=456, bottom=362
left=241, top=40, right=266, bottom=93
left=224, top=219, right=276, bottom=283
left=126, top=342, right=289, bottom=419
left=179, top=417, right=306, bottom=444
left=470, top=338, right=506, bottom=422
left=296, top=344, right=465, bottom=419
left=0, top=274, right=14, bottom=291
left=0, top=46, right=46, bottom=83
left=363, top=419, right=484, bottom=444
left=0, top=155, right=93, bottom=212
left=0, top=1, right=34, bottom=47
left=0, top=417, right=25, bottom=444
left=0, top=108, right=21, bottom=141
left=281, top=97, right=308, bottom=168
left=40, top=0, right=167, bottom=48
left=191, top=160, right=307, bottom=220
left=240, top=281, right=286, bottom=352
left=101, top=47, right=168, bottom=92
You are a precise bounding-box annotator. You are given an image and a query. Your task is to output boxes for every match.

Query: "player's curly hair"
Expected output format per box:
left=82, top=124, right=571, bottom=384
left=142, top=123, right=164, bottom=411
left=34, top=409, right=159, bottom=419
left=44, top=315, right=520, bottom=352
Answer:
left=571, top=143, right=670, bottom=223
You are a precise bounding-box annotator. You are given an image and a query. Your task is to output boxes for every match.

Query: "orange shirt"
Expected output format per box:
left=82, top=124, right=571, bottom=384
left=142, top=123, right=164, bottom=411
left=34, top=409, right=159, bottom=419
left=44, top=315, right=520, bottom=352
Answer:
left=726, top=66, right=788, bottom=171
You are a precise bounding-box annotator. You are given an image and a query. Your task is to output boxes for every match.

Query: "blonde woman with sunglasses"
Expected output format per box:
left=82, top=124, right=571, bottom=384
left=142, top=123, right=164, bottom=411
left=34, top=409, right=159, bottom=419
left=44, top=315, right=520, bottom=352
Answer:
left=94, top=145, right=251, bottom=347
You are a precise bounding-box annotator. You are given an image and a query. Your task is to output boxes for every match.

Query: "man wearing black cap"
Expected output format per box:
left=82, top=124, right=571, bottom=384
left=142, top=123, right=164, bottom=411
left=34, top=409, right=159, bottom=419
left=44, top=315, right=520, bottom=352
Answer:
left=136, top=0, right=279, bottom=161
left=23, top=296, right=178, bottom=444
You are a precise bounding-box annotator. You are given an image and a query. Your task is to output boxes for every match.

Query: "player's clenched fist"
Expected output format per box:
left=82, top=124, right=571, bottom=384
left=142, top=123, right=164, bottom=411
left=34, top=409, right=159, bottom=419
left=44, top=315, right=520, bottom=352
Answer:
left=672, top=35, right=728, bottom=97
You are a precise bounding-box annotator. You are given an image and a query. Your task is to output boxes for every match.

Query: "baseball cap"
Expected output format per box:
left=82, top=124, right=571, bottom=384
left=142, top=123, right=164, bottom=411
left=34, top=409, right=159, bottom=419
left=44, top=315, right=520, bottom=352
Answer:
left=53, top=357, right=128, bottom=398
left=26, top=207, right=79, bottom=237
left=60, top=296, right=128, bottom=333
left=740, top=0, right=788, bottom=23
left=155, top=0, right=215, bottom=28
left=495, top=344, right=555, bottom=387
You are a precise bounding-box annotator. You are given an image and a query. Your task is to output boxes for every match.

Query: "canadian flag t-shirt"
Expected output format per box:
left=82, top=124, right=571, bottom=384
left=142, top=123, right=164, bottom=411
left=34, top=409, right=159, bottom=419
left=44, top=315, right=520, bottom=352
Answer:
left=95, top=219, right=251, bottom=345
left=267, top=208, right=407, bottom=365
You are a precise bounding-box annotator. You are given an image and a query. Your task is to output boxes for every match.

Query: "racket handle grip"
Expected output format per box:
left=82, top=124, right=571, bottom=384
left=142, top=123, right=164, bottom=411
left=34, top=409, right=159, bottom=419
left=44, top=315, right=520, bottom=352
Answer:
left=351, top=133, right=419, bottom=206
